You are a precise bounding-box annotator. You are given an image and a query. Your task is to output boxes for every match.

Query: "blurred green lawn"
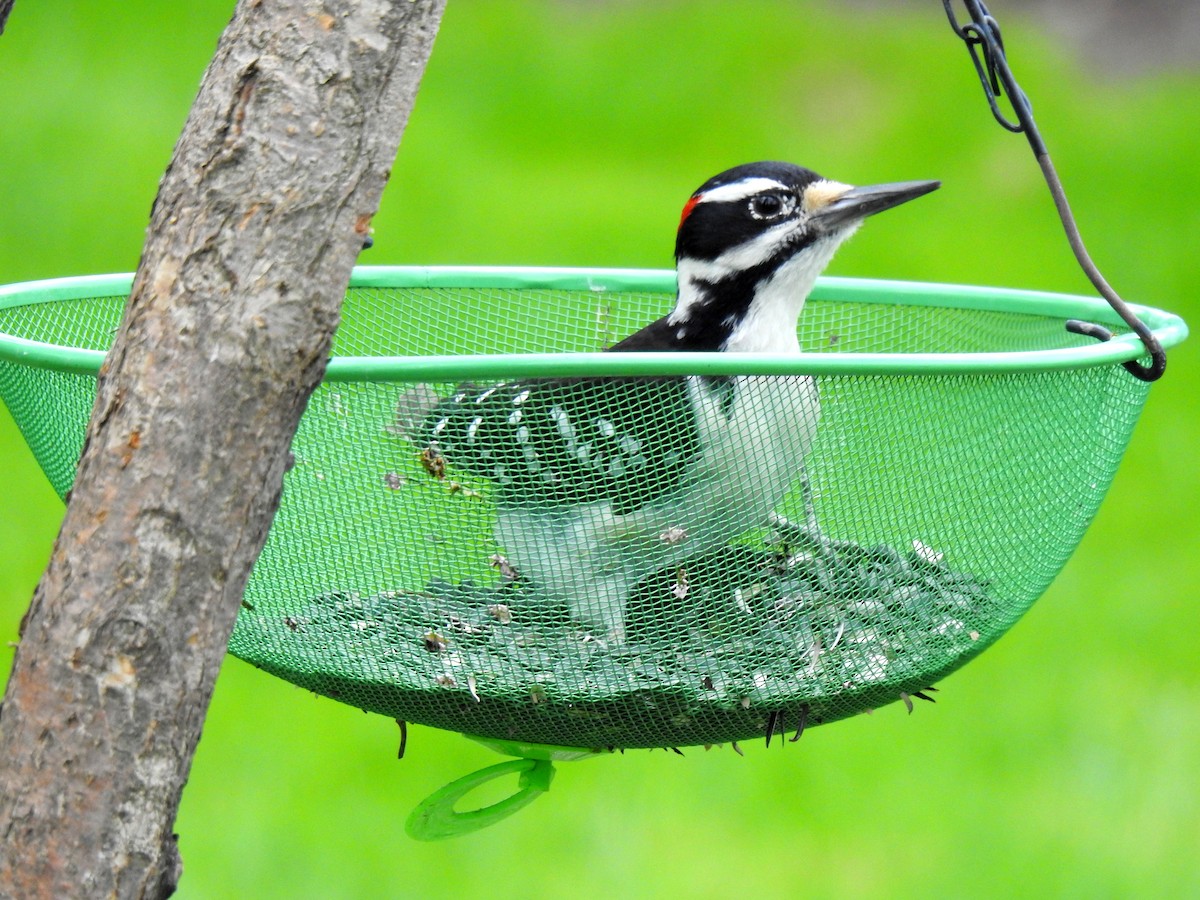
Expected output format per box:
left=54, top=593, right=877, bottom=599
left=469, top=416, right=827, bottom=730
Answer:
left=2, top=1, right=1198, bottom=896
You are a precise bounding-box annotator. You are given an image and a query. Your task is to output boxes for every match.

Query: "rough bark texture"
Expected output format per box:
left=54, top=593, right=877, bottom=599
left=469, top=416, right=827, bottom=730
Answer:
left=0, top=0, right=444, bottom=895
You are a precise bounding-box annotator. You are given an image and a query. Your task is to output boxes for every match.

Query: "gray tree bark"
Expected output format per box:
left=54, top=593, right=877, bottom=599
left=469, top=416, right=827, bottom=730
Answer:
left=0, top=0, right=445, bottom=896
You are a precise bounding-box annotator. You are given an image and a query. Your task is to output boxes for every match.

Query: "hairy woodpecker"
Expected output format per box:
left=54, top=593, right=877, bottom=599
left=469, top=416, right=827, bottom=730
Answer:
left=424, top=161, right=939, bottom=640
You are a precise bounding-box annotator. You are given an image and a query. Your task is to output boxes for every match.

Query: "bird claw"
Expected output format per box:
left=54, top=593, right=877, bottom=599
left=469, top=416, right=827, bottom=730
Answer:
left=765, top=710, right=782, bottom=748
left=900, top=686, right=938, bottom=714
left=765, top=704, right=810, bottom=747
left=789, top=703, right=810, bottom=742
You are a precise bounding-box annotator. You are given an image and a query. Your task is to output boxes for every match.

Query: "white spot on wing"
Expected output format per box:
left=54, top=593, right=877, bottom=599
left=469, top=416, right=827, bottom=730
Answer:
left=550, top=405, right=577, bottom=448
left=912, top=539, right=944, bottom=566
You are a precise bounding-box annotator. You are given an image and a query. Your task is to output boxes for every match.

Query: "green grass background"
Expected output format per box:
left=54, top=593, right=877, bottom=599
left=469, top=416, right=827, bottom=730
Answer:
left=2, top=1, right=1197, bottom=896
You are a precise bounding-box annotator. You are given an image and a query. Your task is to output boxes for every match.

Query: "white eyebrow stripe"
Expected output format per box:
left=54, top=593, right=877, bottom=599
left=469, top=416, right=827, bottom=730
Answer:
left=697, top=177, right=791, bottom=205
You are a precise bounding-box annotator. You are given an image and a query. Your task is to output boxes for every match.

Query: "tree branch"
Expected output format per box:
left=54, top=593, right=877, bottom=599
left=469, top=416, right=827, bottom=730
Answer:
left=0, top=1, right=445, bottom=895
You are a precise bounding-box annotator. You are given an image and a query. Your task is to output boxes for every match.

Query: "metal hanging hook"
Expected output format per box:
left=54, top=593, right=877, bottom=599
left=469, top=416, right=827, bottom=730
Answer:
left=944, top=0, right=1167, bottom=382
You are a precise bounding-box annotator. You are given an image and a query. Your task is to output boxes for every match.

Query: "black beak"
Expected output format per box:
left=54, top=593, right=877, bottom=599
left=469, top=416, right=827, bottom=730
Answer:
left=810, top=180, right=940, bottom=232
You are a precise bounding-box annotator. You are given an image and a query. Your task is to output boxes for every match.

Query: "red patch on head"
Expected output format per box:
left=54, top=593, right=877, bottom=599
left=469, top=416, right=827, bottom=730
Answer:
left=677, top=194, right=702, bottom=232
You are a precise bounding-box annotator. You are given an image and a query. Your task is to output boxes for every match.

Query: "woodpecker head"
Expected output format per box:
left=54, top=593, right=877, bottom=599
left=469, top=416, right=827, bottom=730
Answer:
left=670, top=161, right=939, bottom=352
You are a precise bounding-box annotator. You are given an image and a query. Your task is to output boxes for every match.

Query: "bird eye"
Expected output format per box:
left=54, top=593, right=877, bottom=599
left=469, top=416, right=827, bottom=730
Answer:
left=748, top=192, right=793, bottom=220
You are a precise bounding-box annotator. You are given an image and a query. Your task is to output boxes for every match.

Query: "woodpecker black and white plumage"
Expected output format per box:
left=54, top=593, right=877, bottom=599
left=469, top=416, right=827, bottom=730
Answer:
left=424, top=162, right=939, bottom=640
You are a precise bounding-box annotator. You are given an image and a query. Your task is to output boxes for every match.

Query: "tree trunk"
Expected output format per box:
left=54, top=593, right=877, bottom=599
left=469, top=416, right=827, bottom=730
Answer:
left=0, top=0, right=445, bottom=895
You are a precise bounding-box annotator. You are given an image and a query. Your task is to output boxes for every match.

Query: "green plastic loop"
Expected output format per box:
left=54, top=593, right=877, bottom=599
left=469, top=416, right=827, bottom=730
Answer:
left=405, top=758, right=556, bottom=841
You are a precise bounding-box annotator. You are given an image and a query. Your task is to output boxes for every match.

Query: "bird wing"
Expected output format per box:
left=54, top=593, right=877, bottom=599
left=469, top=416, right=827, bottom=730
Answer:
left=422, top=375, right=704, bottom=515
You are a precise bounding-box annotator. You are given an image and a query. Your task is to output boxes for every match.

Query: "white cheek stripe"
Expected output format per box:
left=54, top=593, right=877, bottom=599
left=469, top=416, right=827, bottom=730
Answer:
left=697, top=177, right=790, bottom=205
left=675, top=219, right=801, bottom=284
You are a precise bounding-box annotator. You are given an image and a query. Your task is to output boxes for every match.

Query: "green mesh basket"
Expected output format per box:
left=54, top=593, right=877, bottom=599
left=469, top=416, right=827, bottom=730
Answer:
left=0, top=266, right=1186, bottom=838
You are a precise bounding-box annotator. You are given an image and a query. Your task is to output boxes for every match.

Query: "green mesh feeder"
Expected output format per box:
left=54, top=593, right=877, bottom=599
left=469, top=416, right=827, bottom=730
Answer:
left=0, top=267, right=1187, bottom=839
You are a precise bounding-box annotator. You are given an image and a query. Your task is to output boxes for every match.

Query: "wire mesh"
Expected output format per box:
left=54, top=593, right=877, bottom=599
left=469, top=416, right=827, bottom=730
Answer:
left=0, top=271, right=1160, bottom=748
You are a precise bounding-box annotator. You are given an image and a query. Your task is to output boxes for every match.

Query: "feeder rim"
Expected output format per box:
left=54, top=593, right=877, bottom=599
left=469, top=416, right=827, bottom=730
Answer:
left=0, top=266, right=1187, bottom=379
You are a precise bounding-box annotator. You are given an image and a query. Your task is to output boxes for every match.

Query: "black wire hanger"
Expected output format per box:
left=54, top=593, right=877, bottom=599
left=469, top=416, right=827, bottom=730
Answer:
left=944, top=0, right=1167, bottom=382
